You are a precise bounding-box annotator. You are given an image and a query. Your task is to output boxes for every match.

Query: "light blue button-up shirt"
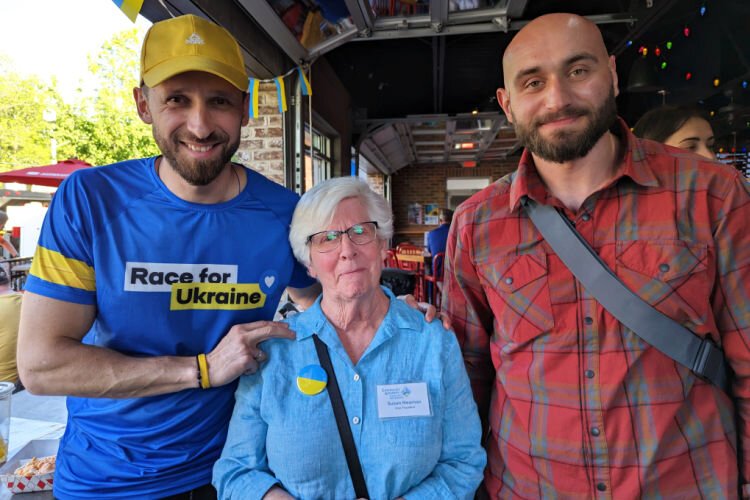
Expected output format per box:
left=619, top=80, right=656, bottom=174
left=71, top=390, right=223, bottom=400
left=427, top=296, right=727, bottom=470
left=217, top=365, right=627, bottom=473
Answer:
left=213, top=287, right=485, bottom=499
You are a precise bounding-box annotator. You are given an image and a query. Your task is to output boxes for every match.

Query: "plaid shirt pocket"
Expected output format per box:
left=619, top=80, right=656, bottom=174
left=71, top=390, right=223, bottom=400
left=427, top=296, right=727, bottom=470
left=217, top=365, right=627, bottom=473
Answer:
left=616, top=240, right=711, bottom=334
left=477, top=251, right=553, bottom=345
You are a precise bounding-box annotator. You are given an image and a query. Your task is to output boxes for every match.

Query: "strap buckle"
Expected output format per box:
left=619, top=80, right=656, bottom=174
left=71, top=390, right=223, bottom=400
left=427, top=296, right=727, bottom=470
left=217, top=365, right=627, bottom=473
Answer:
left=692, top=338, right=730, bottom=393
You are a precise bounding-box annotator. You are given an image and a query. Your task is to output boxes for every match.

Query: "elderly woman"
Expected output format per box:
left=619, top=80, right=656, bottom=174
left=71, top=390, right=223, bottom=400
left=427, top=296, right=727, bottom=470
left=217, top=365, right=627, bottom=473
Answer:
left=213, top=177, right=485, bottom=499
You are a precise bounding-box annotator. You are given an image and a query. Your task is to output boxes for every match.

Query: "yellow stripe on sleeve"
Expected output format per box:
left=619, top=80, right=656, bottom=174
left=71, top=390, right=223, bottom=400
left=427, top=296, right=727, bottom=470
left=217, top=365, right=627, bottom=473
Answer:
left=30, top=246, right=96, bottom=292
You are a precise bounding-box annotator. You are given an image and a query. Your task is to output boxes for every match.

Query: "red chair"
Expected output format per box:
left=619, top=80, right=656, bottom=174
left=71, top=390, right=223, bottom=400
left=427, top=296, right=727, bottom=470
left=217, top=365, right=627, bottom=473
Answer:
left=394, top=243, right=426, bottom=301
left=423, top=252, right=445, bottom=312
left=390, top=0, right=417, bottom=15
left=384, top=249, right=399, bottom=268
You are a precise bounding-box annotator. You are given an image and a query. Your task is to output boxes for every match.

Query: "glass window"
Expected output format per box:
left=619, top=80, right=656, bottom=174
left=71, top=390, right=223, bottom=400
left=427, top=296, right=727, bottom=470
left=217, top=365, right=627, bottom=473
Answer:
left=304, top=125, right=332, bottom=191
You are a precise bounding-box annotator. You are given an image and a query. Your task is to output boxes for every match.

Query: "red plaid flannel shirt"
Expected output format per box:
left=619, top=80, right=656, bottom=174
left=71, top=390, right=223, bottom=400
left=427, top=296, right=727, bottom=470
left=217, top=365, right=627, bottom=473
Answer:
left=444, top=121, right=750, bottom=498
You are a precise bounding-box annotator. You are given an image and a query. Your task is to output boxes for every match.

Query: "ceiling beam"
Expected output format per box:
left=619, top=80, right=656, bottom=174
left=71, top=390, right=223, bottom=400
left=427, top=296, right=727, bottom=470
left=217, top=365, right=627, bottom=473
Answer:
left=502, top=141, right=523, bottom=159
left=351, top=9, right=635, bottom=42
left=344, top=0, right=375, bottom=33
left=475, top=116, right=508, bottom=159
left=233, top=0, right=307, bottom=65
left=395, top=123, right=417, bottom=164
left=430, top=0, right=449, bottom=33
left=308, top=27, right=359, bottom=61
left=357, top=111, right=502, bottom=128
left=361, top=138, right=393, bottom=172
left=503, top=0, right=529, bottom=19
left=443, top=120, right=457, bottom=162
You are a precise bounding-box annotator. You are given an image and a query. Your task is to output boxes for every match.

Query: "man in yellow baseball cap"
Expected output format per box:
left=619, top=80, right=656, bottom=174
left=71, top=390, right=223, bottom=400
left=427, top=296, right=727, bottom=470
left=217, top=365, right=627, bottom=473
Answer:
left=19, top=14, right=320, bottom=499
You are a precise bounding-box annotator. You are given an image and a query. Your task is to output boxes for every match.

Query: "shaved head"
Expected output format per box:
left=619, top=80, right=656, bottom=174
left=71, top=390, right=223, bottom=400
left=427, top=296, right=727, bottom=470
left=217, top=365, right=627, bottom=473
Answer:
left=503, top=14, right=609, bottom=88
left=496, top=13, right=619, bottom=163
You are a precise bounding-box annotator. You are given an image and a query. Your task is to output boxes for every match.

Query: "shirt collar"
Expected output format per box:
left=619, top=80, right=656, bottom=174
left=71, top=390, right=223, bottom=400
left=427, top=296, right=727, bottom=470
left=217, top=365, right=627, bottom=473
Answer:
left=508, top=117, right=660, bottom=212
left=292, top=286, right=423, bottom=343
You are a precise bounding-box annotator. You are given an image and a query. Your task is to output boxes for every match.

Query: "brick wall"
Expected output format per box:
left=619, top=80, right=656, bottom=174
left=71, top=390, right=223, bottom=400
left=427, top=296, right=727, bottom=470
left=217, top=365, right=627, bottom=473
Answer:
left=235, top=82, right=285, bottom=185
left=391, top=161, right=518, bottom=245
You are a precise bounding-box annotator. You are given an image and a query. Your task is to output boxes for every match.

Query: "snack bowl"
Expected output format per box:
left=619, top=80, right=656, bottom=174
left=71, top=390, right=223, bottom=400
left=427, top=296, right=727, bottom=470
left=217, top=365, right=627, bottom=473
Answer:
left=0, top=440, right=58, bottom=494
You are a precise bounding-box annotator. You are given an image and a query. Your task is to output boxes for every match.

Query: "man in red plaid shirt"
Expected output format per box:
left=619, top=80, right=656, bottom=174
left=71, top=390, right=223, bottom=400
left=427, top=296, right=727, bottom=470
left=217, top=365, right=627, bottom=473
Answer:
left=443, top=12, right=750, bottom=498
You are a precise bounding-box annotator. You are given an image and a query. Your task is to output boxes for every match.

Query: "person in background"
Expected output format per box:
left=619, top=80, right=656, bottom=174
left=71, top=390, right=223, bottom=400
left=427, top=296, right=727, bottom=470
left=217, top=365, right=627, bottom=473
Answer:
left=426, top=208, right=453, bottom=257
left=0, top=211, right=19, bottom=258
left=214, top=177, right=485, bottom=499
left=444, top=12, right=750, bottom=497
left=0, top=267, right=21, bottom=386
left=633, top=105, right=716, bottom=159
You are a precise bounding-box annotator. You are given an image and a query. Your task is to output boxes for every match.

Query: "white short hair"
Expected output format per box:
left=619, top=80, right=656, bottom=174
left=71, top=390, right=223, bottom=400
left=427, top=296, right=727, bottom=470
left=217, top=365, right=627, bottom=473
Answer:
left=289, top=177, right=394, bottom=267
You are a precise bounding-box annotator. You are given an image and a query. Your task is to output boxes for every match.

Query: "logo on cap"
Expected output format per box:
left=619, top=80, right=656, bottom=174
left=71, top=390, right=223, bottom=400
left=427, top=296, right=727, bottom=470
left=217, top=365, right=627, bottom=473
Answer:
left=186, top=33, right=205, bottom=45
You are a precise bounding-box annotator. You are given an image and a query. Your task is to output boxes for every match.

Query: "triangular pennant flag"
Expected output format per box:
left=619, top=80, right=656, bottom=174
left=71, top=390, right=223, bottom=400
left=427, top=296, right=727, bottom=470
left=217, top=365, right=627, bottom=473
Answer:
left=111, top=0, right=144, bottom=23
left=298, top=67, right=312, bottom=96
left=274, top=77, right=288, bottom=113
left=248, top=78, right=260, bottom=119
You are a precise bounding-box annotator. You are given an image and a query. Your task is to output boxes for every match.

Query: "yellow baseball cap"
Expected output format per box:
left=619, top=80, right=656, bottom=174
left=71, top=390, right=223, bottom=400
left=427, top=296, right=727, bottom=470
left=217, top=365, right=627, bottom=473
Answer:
left=140, top=14, right=248, bottom=91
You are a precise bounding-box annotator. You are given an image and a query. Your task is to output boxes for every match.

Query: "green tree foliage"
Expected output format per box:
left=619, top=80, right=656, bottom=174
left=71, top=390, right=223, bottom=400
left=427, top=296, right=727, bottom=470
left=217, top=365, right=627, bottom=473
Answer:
left=0, top=58, right=58, bottom=169
left=71, top=28, right=158, bottom=165
left=0, top=28, right=158, bottom=171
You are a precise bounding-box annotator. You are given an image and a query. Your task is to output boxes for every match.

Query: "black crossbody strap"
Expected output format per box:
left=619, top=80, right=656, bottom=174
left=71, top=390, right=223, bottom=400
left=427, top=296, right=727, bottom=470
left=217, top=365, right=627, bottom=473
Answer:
left=521, top=197, right=729, bottom=394
left=312, top=334, right=370, bottom=499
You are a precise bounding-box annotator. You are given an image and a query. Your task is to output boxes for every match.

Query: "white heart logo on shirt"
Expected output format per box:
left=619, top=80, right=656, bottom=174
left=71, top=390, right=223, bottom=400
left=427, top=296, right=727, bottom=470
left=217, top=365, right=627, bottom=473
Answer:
left=264, top=276, right=276, bottom=288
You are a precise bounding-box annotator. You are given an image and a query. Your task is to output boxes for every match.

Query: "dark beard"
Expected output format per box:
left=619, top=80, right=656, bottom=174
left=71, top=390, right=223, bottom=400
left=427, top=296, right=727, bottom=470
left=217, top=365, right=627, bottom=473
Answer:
left=514, top=87, right=618, bottom=163
left=155, top=132, right=239, bottom=186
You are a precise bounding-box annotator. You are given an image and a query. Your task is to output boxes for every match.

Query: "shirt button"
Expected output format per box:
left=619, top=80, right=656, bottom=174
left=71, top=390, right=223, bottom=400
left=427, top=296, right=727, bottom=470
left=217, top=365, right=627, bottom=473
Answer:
left=584, top=316, right=593, bottom=325
left=352, top=416, right=360, bottom=425
left=585, top=370, right=595, bottom=379
left=597, top=483, right=607, bottom=492
left=659, top=263, right=670, bottom=272
left=581, top=213, right=591, bottom=222
left=591, top=427, right=601, bottom=436
left=353, top=374, right=360, bottom=382
left=504, top=277, right=513, bottom=285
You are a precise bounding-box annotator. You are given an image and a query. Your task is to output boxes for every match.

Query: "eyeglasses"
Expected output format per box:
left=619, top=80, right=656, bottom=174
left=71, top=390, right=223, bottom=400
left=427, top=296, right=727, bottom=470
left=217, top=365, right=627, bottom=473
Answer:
left=306, top=221, right=379, bottom=253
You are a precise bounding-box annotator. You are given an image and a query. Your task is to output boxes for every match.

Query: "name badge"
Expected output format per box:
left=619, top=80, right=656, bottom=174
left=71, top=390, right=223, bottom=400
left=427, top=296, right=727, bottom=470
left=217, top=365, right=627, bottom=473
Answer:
left=376, top=382, right=431, bottom=418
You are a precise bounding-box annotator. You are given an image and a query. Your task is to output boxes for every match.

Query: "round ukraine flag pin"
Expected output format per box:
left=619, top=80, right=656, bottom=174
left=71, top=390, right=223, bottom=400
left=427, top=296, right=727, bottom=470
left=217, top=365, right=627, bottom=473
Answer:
left=297, top=364, right=328, bottom=395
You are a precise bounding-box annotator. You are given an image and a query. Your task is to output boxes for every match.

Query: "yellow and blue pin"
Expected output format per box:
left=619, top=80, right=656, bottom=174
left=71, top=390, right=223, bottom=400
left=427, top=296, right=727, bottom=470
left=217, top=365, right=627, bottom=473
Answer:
left=297, top=364, right=328, bottom=395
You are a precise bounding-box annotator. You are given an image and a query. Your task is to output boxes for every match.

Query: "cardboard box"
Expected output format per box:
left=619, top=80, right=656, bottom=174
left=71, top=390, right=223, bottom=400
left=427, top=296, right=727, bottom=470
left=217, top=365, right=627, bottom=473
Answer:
left=0, top=439, right=58, bottom=494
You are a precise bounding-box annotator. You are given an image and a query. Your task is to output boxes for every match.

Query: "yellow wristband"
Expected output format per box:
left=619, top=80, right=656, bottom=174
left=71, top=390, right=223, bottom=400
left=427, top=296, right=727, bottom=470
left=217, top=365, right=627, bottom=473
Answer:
left=197, top=353, right=211, bottom=390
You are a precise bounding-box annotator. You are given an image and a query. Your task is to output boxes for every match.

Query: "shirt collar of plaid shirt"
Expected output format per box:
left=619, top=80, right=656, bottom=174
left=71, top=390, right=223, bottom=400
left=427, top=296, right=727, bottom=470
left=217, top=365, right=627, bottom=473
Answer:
left=508, top=117, right=661, bottom=213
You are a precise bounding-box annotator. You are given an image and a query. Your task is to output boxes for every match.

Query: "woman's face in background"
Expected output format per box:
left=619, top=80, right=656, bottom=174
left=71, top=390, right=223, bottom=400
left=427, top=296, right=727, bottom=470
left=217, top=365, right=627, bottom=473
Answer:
left=664, top=117, right=716, bottom=160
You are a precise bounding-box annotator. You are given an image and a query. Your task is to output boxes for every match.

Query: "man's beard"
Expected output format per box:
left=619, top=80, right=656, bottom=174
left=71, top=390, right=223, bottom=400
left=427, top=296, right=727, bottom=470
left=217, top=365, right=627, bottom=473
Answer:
left=154, top=129, right=239, bottom=186
left=513, top=87, right=618, bottom=163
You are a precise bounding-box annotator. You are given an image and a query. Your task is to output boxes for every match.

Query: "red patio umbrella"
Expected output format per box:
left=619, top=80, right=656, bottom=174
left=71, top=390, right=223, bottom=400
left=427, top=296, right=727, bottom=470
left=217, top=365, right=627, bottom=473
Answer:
left=0, top=159, right=93, bottom=188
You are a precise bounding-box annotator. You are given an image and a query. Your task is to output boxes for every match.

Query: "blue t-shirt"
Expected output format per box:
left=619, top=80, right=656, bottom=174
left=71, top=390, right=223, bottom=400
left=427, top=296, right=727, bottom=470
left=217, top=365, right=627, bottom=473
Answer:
left=25, top=158, right=314, bottom=498
left=213, top=287, right=486, bottom=499
left=427, top=223, right=450, bottom=257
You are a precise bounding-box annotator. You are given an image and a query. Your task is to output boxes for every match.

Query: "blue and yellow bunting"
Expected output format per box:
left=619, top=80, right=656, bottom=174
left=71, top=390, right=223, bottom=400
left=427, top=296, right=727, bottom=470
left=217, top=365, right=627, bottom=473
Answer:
left=245, top=65, right=312, bottom=116
left=111, top=0, right=143, bottom=23
left=274, top=77, right=288, bottom=113
left=248, top=78, right=260, bottom=119
left=298, top=67, right=312, bottom=96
